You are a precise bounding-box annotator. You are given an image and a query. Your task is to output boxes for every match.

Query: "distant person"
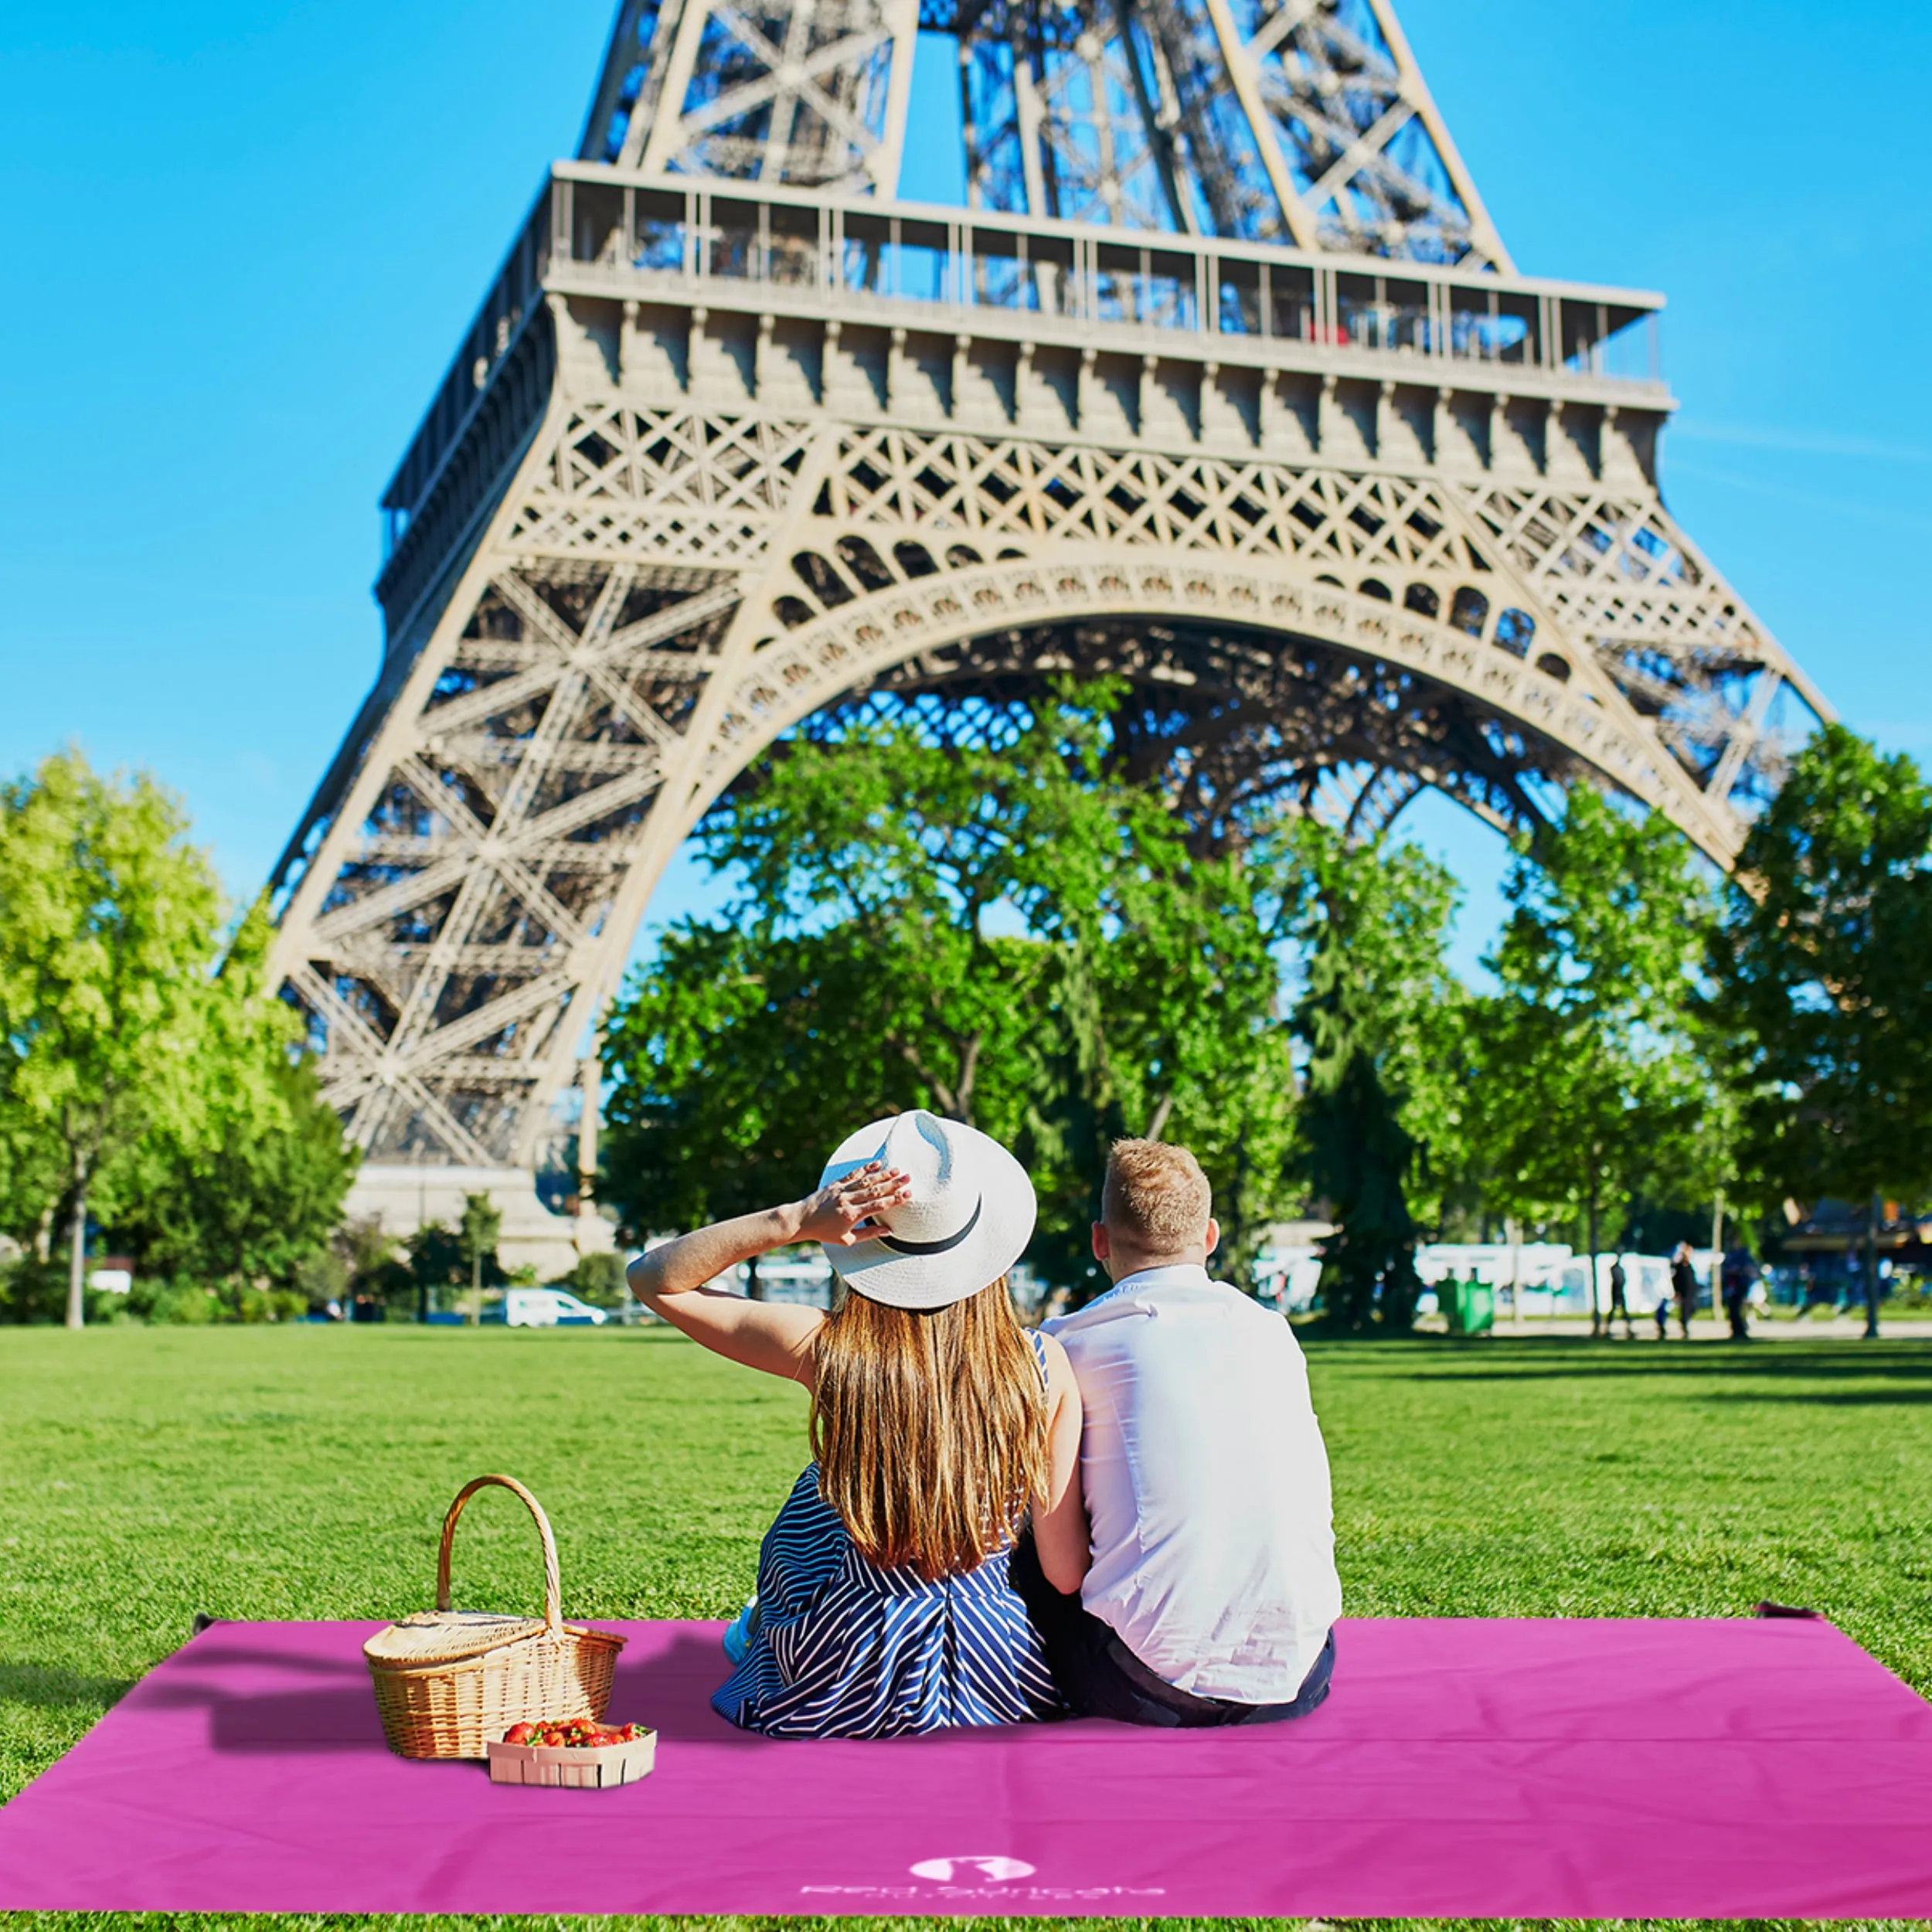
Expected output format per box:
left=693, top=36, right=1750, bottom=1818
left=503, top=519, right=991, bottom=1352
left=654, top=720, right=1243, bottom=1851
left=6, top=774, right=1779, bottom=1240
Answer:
left=1605, top=1256, right=1634, bottom=1339
left=1016, top=1139, right=1340, bottom=1727
left=1652, top=1274, right=1672, bottom=1341
left=627, top=1109, right=1088, bottom=1737
left=1721, top=1247, right=1756, bottom=1341
left=1670, top=1243, right=1697, bottom=1339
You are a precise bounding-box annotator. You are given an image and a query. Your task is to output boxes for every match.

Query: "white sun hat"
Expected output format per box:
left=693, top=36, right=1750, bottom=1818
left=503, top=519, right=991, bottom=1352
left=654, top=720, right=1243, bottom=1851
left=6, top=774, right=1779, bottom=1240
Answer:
left=818, top=1109, right=1036, bottom=1311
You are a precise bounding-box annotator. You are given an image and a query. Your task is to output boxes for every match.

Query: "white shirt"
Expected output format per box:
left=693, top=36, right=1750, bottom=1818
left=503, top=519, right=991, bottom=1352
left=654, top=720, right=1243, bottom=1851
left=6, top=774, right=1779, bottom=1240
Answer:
left=1044, top=1264, right=1342, bottom=1703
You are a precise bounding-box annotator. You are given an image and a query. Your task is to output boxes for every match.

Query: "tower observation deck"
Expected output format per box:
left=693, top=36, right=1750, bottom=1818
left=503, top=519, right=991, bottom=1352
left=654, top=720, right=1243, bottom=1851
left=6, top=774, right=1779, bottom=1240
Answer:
left=268, top=0, right=1829, bottom=1268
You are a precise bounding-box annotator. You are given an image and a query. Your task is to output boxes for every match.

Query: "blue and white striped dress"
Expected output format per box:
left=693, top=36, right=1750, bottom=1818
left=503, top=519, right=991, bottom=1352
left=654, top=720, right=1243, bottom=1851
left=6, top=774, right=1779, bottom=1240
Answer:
left=711, top=1335, right=1065, bottom=1738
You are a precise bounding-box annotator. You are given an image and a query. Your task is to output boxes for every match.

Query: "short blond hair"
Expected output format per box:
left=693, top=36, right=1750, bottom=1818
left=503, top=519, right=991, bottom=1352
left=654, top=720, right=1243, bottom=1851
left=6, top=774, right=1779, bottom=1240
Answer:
left=1102, top=1139, right=1212, bottom=1253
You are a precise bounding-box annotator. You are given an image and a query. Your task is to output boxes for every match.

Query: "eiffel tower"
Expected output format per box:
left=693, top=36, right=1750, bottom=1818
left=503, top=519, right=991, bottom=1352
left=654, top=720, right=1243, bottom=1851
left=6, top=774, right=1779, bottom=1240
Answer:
left=268, top=0, right=1830, bottom=1268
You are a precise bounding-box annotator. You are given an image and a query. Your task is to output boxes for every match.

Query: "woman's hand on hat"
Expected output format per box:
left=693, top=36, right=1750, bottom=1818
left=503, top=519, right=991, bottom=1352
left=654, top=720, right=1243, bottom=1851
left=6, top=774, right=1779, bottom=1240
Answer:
left=796, top=1162, right=911, bottom=1247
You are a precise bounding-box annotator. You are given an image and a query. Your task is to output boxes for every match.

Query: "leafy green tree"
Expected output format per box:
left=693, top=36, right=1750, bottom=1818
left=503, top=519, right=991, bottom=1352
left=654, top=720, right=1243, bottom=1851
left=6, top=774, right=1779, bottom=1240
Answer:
left=0, top=752, right=234, bottom=1326
left=0, top=1104, right=63, bottom=1274
left=604, top=920, right=946, bottom=1246
left=1712, top=726, right=1932, bottom=1335
left=294, top=1246, right=350, bottom=1313
left=457, top=1192, right=504, bottom=1321
left=0, top=755, right=359, bottom=1325
left=558, top=1250, right=627, bottom=1306
left=406, top=1222, right=466, bottom=1322
left=1470, top=789, right=1716, bottom=1332
left=337, top=1216, right=411, bottom=1317
left=1283, top=823, right=1464, bottom=1332
left=1300, top=1021, right=1420, bottom=1330
left=107, top=909, right=358, bottom=1310
left=112, top=1057, right=355, bottom=1310
left=604, top=689, right=1294, bottom=1297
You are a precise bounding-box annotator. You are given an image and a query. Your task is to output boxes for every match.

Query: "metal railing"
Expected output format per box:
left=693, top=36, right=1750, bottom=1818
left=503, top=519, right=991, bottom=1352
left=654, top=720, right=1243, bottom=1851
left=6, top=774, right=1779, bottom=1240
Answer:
left=552, top=165, right=1664, bottom=385
left=383, top=160, right=1667, bottom=538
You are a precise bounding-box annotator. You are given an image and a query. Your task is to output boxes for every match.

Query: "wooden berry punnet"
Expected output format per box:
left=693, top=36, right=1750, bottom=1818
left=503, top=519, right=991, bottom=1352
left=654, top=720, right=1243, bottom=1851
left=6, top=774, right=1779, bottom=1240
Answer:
left=487, top=1718, right=657, bottom=1788
left=363, top=1475, right=625, bottom=1760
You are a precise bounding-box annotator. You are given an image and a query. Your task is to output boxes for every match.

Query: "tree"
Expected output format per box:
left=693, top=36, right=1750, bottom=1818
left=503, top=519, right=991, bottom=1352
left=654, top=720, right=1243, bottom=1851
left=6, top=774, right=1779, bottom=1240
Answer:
left=559, top=1250, right=627, bottom=1306
left=111, top=1057, right=357, bottom=1315
left=107, top=906, right=359, bottom=1311
left=457, top=1192, right=504, bottom=1321
left=337, top=1217, right=412, bottom=1318
left=406, top=1222, right=466, bottom=1321
left=0, top=755, right=359, bottom=1325
left=1712, top=726, right=1932, bottom=1335
left=603, top=689, right=1295, bottom=1298
left=0, top=1097, right=63, bottom=1268
left=1283, top=822, right=1465, bottom=1332
left=604, top=920, right=928, bottom=1246
left=1470, top=789, right=1716, bottom=1332
left=0, top=752, right=233, bottom=1326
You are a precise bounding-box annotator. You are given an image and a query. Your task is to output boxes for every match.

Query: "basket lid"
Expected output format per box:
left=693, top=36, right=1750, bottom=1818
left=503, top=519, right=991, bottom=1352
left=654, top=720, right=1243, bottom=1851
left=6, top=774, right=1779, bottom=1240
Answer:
left=364, top=1611, right=552, bottom=1668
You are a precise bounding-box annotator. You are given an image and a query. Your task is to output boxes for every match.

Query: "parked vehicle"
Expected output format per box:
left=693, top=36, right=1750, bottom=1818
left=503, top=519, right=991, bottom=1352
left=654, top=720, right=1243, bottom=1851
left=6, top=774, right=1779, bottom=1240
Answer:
left=483, top=1287, right=608, bottom=1327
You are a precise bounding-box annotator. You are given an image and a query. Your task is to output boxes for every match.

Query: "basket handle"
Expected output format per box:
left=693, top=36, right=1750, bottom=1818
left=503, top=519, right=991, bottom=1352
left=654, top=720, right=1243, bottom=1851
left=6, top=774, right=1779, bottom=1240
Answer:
left=434, top=1475, right=563, bottom=1635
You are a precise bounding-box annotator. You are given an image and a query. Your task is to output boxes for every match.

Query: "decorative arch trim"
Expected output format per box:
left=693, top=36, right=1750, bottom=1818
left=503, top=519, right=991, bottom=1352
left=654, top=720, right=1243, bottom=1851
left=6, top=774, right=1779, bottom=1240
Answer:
left=679, top=549, right=1741, bottom=862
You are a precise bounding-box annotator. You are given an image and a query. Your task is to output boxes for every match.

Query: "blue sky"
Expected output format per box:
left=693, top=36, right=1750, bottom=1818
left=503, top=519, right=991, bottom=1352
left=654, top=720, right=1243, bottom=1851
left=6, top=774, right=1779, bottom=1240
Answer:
left=2, top=0, right=1927, bottom=978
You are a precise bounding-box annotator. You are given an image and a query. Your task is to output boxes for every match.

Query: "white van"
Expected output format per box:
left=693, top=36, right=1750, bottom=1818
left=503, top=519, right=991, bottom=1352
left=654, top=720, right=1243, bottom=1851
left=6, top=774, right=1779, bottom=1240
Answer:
left=493, top=1287, right=607, bottom=1328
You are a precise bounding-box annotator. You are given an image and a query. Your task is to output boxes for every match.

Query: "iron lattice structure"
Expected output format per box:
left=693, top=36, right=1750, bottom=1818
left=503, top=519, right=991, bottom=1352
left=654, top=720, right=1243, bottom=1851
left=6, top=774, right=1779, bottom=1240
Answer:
left=269, top=0, right=1829, bottom=1221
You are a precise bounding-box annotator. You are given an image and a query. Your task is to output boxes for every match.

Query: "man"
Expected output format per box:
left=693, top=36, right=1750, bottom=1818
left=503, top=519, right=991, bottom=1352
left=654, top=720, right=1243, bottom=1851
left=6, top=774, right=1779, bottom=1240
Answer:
left=1012, top=1138, right=1341, bottom=1726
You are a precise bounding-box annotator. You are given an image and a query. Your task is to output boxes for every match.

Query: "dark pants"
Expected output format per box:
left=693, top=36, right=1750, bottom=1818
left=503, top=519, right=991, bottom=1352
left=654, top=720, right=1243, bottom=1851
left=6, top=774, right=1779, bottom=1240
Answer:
left=1009, top=1535, right=1335, bottom=1728
left=1724, top=1287, right=1750, bottom=1339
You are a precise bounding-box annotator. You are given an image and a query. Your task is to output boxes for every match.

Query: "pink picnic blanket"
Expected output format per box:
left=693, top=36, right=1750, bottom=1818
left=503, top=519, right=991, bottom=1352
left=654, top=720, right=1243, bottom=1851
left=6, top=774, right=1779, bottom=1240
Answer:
left=2, top=1616, right=1928, bottom=1917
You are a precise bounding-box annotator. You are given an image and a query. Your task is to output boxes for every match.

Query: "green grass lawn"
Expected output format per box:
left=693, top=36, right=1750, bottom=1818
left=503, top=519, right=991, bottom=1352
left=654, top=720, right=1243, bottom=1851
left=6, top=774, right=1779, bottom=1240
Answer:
left=2, top=1324, right=1929, bottom=1932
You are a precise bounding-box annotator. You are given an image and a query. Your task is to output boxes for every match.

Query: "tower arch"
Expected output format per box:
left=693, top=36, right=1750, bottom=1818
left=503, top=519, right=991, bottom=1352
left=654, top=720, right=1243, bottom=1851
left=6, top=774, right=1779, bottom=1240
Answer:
left=267, top=5, right=1831, bottom=1266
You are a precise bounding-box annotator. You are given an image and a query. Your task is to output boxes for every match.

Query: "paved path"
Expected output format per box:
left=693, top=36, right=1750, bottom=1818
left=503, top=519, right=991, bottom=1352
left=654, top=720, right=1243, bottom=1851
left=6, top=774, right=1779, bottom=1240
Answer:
left=1471, top=1315, right=1932, bottom=1341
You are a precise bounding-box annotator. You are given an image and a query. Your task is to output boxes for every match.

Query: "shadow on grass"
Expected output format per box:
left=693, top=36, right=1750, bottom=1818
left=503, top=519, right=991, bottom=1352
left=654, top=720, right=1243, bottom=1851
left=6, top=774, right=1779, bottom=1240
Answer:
left=1376, top=1340, right=1932, bottom=1390
left=0, top=1661, right=132, bottom=1714
left=1701, top=1386, right=1932, bottom=1406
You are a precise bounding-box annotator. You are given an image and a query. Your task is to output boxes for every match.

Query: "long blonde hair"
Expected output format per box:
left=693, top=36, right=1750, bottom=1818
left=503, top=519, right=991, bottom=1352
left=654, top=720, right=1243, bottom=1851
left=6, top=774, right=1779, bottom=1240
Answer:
left=810, top=1280, right=1049, bottom=1582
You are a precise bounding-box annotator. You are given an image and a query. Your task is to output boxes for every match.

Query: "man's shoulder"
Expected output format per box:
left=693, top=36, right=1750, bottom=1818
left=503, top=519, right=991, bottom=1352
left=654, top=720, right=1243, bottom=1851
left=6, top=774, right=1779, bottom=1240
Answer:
left=1048, top=1274, right=1295, bottom=1343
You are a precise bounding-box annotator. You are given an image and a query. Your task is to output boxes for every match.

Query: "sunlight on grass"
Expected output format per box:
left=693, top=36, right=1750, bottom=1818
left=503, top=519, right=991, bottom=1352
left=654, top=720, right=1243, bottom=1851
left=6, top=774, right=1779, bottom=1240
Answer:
left=1, top=1325, right=1927, bottom=1932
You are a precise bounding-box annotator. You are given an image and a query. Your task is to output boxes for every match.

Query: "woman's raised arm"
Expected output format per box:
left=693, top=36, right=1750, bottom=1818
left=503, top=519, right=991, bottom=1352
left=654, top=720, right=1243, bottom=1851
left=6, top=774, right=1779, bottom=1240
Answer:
left=625, top=1161, right=911, bottom=1384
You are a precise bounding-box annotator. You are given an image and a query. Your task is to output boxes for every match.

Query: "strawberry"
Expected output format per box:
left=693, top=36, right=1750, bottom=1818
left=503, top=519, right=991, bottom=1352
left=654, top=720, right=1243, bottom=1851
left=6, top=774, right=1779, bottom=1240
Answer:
left=508, top=1713, right=640, bottom=1749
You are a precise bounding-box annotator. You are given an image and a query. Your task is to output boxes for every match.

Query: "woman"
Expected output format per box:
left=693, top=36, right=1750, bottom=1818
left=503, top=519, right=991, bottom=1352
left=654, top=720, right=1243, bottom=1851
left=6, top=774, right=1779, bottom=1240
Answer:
left=627, top=1108, right=1087, bottom=1738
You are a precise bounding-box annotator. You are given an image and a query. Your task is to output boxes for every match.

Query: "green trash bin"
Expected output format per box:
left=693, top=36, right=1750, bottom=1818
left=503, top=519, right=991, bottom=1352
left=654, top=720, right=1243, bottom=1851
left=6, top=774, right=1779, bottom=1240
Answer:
left=1442, top=1276, right=1494, bottom=1336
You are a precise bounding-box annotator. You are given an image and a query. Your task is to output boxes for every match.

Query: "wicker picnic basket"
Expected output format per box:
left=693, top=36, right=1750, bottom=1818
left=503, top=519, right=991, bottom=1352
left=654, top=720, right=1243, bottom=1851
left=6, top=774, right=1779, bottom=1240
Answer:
left=363, top=1474, right=625, bottom=1760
